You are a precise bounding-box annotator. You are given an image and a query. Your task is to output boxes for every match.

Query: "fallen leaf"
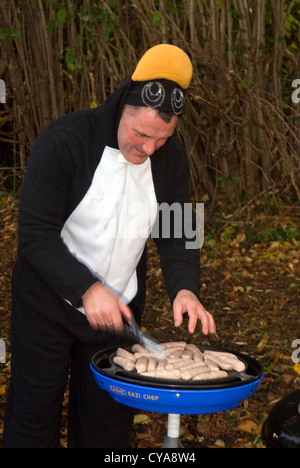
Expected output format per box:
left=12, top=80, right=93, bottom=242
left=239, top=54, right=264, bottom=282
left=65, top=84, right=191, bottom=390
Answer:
left=134, top=414, right=151, bottom=425
left=237, top=233, right=246, bottom=243
left=214, top=439, right=226, bottom=448
left=272, top=351, right=280, bottom=365
left=238, top=420, right=260, bottom=435
left=233, top=286, right=245, bottom=293
left=257, top=334, right=269, bottom=352
left=293, top=363, right=300, bottom=376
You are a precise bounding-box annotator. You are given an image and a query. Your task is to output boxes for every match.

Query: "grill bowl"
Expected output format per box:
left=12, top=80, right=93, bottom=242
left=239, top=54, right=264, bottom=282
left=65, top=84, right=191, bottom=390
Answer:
left=91, top=345, right=263, bottom=414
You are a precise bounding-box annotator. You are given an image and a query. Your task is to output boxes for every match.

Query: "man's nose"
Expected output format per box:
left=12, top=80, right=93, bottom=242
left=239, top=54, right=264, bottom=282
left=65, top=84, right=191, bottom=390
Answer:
left=142, top=140, right=156, bottom=156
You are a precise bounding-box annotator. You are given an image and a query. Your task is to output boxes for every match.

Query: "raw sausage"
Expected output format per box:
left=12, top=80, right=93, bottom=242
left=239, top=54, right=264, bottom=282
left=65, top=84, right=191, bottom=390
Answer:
left=204, top=356, right=220, bottom=371
left=135, top=356, right=148, bottom=373
left=186, top=344, right=204, bottom=362
left=113, top=344, right=245, bottom=382
left=203, top=351, right=246, bottom=372
left=113, top=356, right=136, bottom=372
left=165, top=347, right=185, bottom=359
left=156, top=358, right=168, bottom=370
left=181, top=365, right=211, bottom=380
left=166, top=359, right=194, bottom=369
left=147, top=356, right=158, bottom=372
left=116, top=347, right=136, bottom=362
left=141, top=369, right=181, bottom=379
left=192, top=370, right=228, bottom=380
left=132, top=344, right=149, bottom=354
left=162, top=342, right=186, bottom=349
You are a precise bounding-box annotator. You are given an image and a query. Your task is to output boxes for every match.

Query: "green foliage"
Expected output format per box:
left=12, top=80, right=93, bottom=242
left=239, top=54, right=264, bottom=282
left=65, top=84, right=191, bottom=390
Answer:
left=47, top=2, right=121, bottom=71
left=0, top=27, right=21, bottom=40
left=255, top=226, right=300, bottom=243
left=151, top=10, right=162, bottom=27
left=47, top=2, right=121, bottom=42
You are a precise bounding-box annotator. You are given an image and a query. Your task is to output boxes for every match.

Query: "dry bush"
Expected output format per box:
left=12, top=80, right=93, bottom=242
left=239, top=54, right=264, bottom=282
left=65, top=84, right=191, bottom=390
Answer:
left=0, top=0, right=299, bottom=208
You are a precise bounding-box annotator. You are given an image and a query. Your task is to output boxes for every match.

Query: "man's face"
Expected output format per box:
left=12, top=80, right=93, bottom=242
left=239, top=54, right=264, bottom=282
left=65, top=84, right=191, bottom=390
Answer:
left=117, top=106, right=178, bottom=164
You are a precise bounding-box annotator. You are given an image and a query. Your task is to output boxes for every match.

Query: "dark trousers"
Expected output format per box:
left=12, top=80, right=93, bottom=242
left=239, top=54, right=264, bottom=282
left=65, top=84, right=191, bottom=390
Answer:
left=3, top=264, right=136, bottom=448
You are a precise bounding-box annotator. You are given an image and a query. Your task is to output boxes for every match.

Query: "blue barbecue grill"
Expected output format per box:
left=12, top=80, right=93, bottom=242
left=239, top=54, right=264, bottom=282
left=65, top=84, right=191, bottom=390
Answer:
left=91, top=344, right=263, bottom=447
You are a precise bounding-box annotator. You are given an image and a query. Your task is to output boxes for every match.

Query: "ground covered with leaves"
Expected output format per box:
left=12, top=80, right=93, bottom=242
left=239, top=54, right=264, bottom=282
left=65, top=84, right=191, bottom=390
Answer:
left=0, top=195, right=299, bottom=448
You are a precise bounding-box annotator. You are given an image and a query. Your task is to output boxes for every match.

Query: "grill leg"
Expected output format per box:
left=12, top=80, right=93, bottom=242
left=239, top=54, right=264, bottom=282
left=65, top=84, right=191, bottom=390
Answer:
left=162, top=413, right=183, bottom=448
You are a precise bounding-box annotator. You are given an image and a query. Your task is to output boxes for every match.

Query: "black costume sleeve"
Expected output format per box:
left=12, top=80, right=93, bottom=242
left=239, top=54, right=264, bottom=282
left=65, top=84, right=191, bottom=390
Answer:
left=151, top=138, right=200, bottom=303
left=17, top=119, right=99, bottom=308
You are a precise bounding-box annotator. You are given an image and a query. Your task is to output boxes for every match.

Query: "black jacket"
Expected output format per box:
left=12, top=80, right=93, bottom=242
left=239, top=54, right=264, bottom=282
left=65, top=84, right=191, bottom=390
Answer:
left=15, top=78, right=200, bottom=312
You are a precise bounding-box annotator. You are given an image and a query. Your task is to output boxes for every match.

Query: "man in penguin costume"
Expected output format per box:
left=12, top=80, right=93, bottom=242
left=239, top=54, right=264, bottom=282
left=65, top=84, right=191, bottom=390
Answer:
left=4, top=44, right=215, bottom=448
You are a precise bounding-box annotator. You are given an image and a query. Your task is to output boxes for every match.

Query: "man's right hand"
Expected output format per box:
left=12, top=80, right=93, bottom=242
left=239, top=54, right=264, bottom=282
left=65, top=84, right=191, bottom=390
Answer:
left=81, top=281, right=132, bottom=334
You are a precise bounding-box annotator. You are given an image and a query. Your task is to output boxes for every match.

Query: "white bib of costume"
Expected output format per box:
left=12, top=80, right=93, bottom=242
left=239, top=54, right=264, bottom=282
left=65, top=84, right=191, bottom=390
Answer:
left=61, top=146, right=157, bottom=310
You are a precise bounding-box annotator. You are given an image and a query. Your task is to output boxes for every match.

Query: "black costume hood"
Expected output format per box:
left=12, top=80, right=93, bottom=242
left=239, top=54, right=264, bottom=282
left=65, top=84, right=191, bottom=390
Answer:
left=97, top=77, right=132, bottom=149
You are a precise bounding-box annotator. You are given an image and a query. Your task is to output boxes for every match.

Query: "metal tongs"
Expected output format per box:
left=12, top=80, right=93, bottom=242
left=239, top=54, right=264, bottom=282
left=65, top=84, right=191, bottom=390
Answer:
left=123, top=308, right=165, bottom=355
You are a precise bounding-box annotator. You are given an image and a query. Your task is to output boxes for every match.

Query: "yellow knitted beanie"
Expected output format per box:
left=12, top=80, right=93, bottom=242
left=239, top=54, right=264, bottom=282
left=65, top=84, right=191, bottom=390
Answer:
left=132, top=44, right=193, bottom=89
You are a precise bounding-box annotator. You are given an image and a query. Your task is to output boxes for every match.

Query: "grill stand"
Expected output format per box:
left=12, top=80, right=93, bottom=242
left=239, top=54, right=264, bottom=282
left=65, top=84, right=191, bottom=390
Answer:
left=162, top=413, right=183, bottom=448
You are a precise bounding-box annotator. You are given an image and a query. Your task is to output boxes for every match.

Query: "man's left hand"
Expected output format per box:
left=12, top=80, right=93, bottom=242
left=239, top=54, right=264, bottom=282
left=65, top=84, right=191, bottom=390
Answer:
left=173, top=289, right=216, bottom=335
